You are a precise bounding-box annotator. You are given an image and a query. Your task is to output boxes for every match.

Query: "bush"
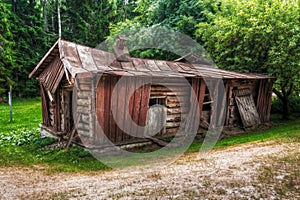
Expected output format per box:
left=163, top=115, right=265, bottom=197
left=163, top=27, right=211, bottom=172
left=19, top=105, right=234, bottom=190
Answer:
left=272, top=96, right=300, bottom=114
left=0, top=128, right=40, bottom=146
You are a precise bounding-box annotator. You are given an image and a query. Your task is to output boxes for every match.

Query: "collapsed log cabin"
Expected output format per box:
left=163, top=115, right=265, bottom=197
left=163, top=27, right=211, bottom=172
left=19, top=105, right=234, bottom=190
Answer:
left=29, top=38, right=274, bottom=148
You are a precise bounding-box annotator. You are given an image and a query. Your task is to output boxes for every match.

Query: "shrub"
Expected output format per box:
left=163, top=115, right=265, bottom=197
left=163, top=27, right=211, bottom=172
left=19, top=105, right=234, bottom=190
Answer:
left=272, top=96, right=300, bottom=114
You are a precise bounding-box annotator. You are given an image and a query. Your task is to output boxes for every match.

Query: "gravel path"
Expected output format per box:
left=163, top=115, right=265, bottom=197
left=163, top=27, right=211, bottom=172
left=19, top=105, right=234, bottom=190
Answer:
left=0, top=141, right=299, bottom=199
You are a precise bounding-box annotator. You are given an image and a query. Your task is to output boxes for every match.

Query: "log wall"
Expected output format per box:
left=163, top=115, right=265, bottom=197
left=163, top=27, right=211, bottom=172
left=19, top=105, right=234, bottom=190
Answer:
left=150, top=77, right=192, bottom=136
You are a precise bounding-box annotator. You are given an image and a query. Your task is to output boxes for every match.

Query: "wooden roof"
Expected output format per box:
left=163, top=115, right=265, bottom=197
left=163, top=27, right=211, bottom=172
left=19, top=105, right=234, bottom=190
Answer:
left=29, top=39, right=272, bottom=80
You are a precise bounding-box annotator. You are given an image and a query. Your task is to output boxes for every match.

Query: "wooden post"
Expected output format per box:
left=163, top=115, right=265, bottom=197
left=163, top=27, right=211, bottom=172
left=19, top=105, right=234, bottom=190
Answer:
left=8, top=86, right=12, bottom=122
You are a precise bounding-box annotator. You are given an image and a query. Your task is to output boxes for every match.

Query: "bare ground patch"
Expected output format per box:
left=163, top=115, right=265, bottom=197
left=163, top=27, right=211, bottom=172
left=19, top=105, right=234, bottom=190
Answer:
left=0, top=141, right=299, bottom=199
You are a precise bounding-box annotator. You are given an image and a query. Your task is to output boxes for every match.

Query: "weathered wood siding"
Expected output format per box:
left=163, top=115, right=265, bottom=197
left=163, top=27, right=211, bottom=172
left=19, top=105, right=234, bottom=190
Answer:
left=234, top=89, right=261, bottom=127
left=150, top=77, right=191, bottom=136
left=225, top=79, right=260, bottom=126
left=40, top=84, right=50, bottom=127
left=256, top=79, right=274, bottom=123
left=96, top=75, right=151, bottom=144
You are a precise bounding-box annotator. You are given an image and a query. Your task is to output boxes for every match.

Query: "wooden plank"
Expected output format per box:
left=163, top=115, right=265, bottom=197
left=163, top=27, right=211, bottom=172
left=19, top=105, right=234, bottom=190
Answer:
left=91, top=49, right=112, bottom=71
left=166, top=102, right=181, bottom=108
left=96, top=76, right=106, bottom=143
left=167, top=107, right=189, bottom=114
left=208, top=79, right=219, bottom=128
left=166, top=62, right=186, bottom=73
left=109, top=76, right=119, bottom=142
left=146, top=136, right=168, bottom=147
left=150, top=86, right=190, bottom=92
left=128, top=77, right=136, bottom=138
left=139, top=78, right=151, bottom=127
left=166, top=121, right=181, bottom=128
left=188, top=78, right=200, bottom=132
left=65, top=128, right=76, bottom=149
left=123, top=77, right=134, bottom=141
left=177, top=63, right=195, bottom=71
left=132, top=59, right=150, bottom=72
left=146, top=60, right=161, bottom=71
left=55, top=89, right=61, bottom=131
left=152, top=77, right=187, bottom=83
left=116, top=76, right=127, bottom=142
left=155, top=60, right=172, bottom=71
left=121, top=62, right=136, bottom=71
left=76, top=45, right=98, bottom=71
left=225, top=85, right=233, bottom=126
left=104, top=76, right=112, bottom=142
left=234, top=89, right=261, bottom=127
left=39, top=84, right=50, bottom=126
left=150, top=91, right=190, bottom=97
left=110, top=60, right=122, bottom=70
left=217, top=80, right=228, bottom=126
left=61, top=41, right=82, bottom=68
left=166, top=114, right=181, bottom=122
left=166, top=96, right=188, bottom=103
left=256, top=79, right=266, bottom=122
left=198, top=79, right=207, bottom=120
left=131, top=78, right=143, bottom=137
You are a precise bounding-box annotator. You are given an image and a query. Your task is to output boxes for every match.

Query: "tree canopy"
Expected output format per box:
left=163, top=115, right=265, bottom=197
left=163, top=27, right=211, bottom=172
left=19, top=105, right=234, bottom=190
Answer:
left=0, top=0, right=15, bottom=94
left=0, top=0, right=299, bottom=117
left=197, top=0, right=300, bottom=118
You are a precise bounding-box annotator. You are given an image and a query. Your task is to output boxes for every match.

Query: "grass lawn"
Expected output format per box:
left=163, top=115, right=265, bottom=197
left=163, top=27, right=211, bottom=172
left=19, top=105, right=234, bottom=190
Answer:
left=0, top=98, right=299, bottom=173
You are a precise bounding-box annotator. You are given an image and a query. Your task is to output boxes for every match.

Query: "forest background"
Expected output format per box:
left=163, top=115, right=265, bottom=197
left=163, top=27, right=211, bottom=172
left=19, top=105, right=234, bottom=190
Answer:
left=0, top=0, right=299, bottom=119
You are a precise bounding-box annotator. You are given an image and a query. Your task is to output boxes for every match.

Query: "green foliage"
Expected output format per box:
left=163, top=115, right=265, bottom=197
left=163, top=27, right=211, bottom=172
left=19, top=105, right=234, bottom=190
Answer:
left=0, top=128, right=40, bottom=146
left=3, top=0, right=53, bottom=97
left=197, top=0, right=300, bottom=118
left=0, top=0, right=15, bottom=95
left=0, top=98, right=109, bottom=172
left=107, top=0, right=214, bottom=60
left=272, top=96, right=300, bottom=114
left=133, top=0, right=213, bottom=35
left=189, top=116, right=300, bottom=152
left=45, top=0, right=136, bottom=47
left=107, top=24, right=212, bottom=61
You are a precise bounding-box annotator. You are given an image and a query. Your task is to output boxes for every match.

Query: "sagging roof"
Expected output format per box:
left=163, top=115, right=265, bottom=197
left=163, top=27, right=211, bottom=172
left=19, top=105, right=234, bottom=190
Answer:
left=29, top=39, right=272, bottom=79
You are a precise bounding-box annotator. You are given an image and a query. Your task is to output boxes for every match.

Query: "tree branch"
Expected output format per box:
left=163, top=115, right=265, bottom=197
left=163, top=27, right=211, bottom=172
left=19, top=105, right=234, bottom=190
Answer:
left=287, top=82, right=295, bottom=96
left=273, top=88, right=283, bottom=101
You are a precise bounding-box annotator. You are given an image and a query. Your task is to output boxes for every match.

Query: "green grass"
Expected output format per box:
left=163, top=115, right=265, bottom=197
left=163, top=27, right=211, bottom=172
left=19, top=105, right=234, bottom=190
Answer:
left=188, top=116, right=300, bottom=152
left=0, top=98, right=41, bottom=133
left=0, top=98, right=299, bottom=173
left=0, top=98, right=109, bottom=172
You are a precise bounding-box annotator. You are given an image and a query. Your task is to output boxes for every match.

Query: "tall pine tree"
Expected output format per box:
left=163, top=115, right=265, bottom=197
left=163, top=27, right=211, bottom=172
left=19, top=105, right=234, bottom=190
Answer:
left=6, top=0, right=51, bottom=97
left=0, top=0, right=15, bottom=95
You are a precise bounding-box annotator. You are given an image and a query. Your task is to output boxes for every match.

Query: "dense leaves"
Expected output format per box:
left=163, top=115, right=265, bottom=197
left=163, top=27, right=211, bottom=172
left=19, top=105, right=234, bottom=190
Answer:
left=197, top=0, right=300, bottom=119
left=0, top=0, right=299, bottom=117
left=106, top=0, right=215, bottom=60
left=0, top=128, right=40, bottom=146
left=0, top=0, right=15, bottom=94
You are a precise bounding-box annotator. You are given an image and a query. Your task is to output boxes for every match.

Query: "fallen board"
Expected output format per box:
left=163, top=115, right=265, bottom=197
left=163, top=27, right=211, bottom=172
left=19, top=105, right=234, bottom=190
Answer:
left=234, top=89, right=261, bottom=128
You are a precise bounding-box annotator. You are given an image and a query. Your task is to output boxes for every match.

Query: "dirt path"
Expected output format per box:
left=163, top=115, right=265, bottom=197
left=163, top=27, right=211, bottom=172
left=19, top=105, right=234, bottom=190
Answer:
left=0, top=141, right=299, bottom=199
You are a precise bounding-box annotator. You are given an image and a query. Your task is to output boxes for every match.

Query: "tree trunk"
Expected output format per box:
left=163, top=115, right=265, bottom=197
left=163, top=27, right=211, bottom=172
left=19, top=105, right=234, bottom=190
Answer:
left=42, top=0, right=48, bottom=31
left=273, top=87, right=292, bottom=120
left=282, top=95, right=289, bottom=120
left=11, top=0, right=17, bottom=13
